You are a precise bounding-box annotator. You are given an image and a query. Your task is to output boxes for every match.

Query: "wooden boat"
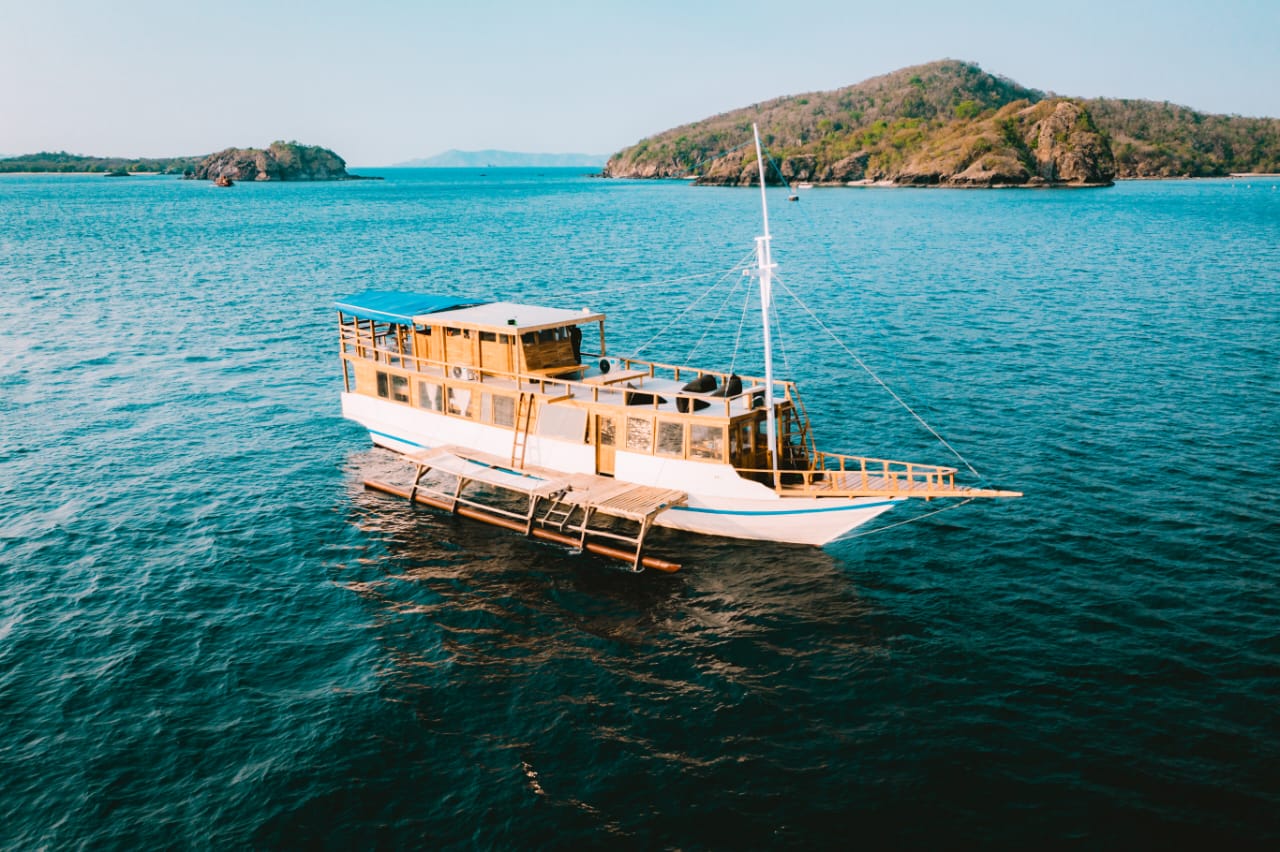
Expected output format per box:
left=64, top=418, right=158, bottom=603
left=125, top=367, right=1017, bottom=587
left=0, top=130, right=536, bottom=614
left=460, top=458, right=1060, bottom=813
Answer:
left=213, top=175, right=234, bottom=187
left=338, top=126, right=1018, bottom=562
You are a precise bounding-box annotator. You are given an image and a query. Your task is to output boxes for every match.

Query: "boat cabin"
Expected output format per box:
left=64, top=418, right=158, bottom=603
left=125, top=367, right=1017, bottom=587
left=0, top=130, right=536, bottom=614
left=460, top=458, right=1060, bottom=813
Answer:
left=336, top=291, right=809, bottom=478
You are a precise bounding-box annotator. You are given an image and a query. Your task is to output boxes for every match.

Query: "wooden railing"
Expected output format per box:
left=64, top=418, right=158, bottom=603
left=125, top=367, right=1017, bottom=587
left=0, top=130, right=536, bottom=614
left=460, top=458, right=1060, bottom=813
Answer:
left=736, top=451, right=960, bottom=496
left=338, top=328, right=796, bottom=415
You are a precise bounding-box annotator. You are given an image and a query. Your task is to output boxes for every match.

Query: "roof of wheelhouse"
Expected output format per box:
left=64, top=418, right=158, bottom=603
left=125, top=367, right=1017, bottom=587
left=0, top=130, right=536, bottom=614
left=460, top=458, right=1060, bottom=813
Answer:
left=415, top=301, right=604, bottom=333
left=336, top=293, right=604, bottom=333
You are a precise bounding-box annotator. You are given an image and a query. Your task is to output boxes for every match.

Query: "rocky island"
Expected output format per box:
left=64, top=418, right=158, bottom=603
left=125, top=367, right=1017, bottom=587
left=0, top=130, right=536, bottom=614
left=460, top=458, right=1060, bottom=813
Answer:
left=604, top=60, right=1280, bottom=187
left=184, top=141, right=376, bottom=182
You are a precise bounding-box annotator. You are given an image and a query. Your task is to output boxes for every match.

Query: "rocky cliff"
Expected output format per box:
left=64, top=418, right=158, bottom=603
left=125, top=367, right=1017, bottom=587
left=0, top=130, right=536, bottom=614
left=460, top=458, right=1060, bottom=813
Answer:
left=604, top=61, right=1114, bottom=187
left=187, top=141, right=355, bottom=181
left=893, top=99, right=1115, bottom=186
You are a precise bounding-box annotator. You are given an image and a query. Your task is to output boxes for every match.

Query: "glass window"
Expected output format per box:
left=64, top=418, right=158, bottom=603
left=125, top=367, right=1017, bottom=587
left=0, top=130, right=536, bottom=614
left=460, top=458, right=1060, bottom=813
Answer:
left=492, top=395, right=515, bottom=427
left=626, top=417, right=652, bottom=452
left=417, top=381, right=442, bottom=411
left=599, top=417, right=616, bottom=446
left=479, top=331, right=497, bottom=343
left=376, top=371, right=389, bottom=398
left=447, top=386, right=471, bottom=416
left=390, top=374, right=409, bottom=402
left=656, top=421, right=684, bottom=456
left=690, top=424, right=723, bottom=460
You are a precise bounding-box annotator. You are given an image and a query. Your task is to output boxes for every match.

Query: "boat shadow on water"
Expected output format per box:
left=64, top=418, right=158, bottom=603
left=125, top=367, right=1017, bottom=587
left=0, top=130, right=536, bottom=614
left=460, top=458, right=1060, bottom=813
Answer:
left=336, top=446, right=890, bottom=655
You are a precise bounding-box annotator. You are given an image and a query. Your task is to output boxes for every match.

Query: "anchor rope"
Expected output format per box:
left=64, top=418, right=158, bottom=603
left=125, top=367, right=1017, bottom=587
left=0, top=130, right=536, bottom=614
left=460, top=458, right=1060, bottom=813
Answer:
left=839, top=498, right=977, bottom=539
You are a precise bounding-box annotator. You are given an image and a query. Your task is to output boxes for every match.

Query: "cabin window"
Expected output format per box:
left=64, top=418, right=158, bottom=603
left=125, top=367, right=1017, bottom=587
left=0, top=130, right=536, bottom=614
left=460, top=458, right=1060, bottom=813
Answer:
left=445, top=327, right=471, bottom=338
left=479, top=331, right=497, bottom=343
left=492, top=395, right=515, bottom=427
left=656, top=421, right=684, bottom=457
left=390, top=374, right=409, bottom=402
left=626, top=417, right=652, bottom=453
left=599, top=418, right=616, bottom=446
left=417, top=381, right=443, bottom=411
left=376, top=371, right=389, bottom=398
left=690, top=425, right=724, bottom=460
left=499, top=333, right=512, bottom=344
left=521, top=332, right=535, bottom=344
left=447, top=386, right=471, bottom=416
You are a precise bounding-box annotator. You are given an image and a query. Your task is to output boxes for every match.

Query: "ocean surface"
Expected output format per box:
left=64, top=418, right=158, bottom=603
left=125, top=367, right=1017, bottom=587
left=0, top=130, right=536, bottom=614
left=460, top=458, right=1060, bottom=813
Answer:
left=1, top=168, right=1277, bottom=848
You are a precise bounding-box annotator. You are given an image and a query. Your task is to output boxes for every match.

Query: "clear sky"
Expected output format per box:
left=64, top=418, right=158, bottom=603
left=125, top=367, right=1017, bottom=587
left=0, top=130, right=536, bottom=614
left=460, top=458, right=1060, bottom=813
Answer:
left=2, top=0, right=1277, bottom=165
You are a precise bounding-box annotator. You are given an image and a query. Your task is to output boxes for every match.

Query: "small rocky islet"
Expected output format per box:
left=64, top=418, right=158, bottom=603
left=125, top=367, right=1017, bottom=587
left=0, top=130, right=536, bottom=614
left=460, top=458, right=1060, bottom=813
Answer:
left=185, top=141, right=378, bottom=182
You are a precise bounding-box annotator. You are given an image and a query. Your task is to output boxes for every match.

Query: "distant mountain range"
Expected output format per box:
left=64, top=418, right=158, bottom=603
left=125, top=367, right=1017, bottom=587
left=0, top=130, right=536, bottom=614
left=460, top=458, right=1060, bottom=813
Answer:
left=393, top=149, right=607, bottom=168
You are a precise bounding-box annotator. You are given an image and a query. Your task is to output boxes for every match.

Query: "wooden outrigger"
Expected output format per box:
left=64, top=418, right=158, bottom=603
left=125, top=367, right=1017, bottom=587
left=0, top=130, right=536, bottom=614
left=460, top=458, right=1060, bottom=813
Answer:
left=365, top=446, right=686, bottom=572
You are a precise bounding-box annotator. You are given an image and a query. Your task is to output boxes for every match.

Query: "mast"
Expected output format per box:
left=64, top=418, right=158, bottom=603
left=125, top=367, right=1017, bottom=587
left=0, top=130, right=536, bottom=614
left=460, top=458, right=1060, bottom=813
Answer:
left=751, top=123, right=778, bottom=480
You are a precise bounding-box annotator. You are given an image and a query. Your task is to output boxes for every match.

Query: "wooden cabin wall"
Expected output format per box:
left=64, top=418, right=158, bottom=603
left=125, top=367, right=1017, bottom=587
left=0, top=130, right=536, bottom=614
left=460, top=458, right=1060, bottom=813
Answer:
left=412, top=328, right=440, bottom=364
left=479, top=333, right=513, bottom=374
left=520, top=330, right=575, bottom=372
left=444, top=328, right=475, bottom=366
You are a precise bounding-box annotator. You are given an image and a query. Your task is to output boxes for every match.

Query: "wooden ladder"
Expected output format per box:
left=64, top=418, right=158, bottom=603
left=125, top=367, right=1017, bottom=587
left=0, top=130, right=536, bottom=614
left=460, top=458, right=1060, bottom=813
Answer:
left=510, top=392, right=533, bottom=468
left=786, top=388, right=817, bottom=466
left=539, top=494, right=576, bottom=531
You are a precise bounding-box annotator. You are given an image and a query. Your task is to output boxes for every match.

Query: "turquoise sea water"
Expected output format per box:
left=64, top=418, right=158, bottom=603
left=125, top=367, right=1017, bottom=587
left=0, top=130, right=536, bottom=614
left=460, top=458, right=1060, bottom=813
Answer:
left=1, top=169, right=1278, bottom=847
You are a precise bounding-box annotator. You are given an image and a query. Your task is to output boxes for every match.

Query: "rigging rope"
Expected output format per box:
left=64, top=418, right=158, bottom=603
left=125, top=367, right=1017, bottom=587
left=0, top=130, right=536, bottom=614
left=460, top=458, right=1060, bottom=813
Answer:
left=631, top=249, right=756, bottom=357
left=772, top=273, right=984, bottom=480
left=682, top=267, right=755, bottom=367
left=623, top=132, right=990, bottom=490
left=727, top=271, right=757, bottom=377
left=563, top=265, right=743, bottom=299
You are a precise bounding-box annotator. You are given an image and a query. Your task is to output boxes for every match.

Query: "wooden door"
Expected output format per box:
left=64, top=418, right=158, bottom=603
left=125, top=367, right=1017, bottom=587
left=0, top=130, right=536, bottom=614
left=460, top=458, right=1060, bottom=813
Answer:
left=595, top=414, right=618, bottom=476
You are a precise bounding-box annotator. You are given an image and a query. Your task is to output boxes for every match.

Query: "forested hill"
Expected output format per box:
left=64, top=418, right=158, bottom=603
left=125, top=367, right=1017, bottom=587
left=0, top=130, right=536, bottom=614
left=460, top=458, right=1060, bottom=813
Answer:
left=0, top=151, right=197, bottom=174
left=603, top=60, right=1280, bottom=186
left=1080, top=98, right=1280, bottom=177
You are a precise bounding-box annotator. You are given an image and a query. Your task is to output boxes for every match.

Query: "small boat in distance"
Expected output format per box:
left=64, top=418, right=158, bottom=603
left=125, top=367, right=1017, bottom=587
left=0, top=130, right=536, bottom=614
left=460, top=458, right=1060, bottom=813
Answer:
left=213, top=175, right=234, bottom=187
left=338, top=125, right=1019, bottom=568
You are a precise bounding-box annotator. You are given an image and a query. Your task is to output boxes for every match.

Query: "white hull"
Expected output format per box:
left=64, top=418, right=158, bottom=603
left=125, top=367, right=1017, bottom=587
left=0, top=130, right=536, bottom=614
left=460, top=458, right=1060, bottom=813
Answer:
left=344, top=394, right=898, bottom=546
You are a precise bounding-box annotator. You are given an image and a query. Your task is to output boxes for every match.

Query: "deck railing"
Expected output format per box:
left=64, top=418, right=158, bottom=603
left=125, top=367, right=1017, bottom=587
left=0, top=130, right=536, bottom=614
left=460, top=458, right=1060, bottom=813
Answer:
left=338, top=328, right=796, bottom=415
left=736, top=451, right=960, bottom=496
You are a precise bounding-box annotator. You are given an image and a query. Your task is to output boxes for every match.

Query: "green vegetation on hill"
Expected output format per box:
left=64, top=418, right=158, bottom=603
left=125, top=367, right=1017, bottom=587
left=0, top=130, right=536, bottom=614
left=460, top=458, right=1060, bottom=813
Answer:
left=604, top=60, right=1280, bottom=185
left=0, top=151, right=198, bottom=174
left=1081, top=98, right=1280, bottom=177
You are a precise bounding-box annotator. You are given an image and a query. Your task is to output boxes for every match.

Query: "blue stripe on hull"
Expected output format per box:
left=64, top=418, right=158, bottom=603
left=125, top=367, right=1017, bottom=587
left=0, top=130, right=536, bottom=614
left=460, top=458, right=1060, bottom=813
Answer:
left=364, top=426, right=895, bottom=522
left=369, top=428, right=428, bottom=448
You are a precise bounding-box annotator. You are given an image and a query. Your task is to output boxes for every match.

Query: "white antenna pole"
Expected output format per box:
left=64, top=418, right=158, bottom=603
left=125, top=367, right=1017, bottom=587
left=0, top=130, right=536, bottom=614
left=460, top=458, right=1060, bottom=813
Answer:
left=751, top=123, right=778, bottom=479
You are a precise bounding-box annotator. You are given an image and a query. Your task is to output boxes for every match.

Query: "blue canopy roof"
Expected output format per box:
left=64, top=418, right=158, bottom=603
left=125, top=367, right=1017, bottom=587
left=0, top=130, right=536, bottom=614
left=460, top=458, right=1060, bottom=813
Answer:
left=334, top=291, right=474, bottom=325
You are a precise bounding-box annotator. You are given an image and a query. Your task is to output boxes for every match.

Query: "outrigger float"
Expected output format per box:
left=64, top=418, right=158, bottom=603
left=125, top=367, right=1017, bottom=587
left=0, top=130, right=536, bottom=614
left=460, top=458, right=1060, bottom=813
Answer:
left=341, top=126, right=1019, bottom=571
